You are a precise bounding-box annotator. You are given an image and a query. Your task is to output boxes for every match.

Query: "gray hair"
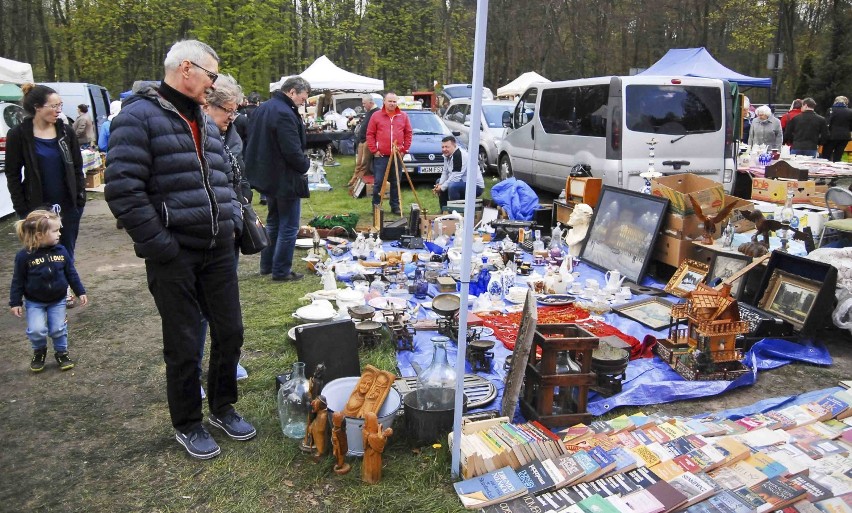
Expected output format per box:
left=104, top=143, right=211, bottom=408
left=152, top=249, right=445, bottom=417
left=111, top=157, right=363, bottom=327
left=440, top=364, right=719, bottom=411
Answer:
left=280, top=76, right=311, bottom=95
left=164, top=40, right=219, bottom=72
left=755, top=105, right=773, bottom=118
left=207, top=73, right=243, bottom=106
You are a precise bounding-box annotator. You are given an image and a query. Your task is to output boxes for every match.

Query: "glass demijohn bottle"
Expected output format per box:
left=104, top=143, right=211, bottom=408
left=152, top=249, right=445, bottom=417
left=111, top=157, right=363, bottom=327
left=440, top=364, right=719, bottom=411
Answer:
left=277, top=362, right=312, bottom=439
left=416, top=337, right=456, bottom=410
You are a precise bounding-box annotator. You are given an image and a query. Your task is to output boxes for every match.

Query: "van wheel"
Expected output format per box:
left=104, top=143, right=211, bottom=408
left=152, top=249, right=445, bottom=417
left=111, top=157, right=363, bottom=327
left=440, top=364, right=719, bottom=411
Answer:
left=499, top=155, right=513, bottom=180
left=478, top=148, right=488, bottom=175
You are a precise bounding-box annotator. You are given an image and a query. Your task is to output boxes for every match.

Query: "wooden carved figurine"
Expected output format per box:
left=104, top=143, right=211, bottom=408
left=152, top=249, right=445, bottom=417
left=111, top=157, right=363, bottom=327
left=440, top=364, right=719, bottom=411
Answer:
left=308, top=395, right=328, bottom=462
left=309, top=363, right=327, bottom=401
left=362, top=412, right=392, bottom=484
left=331, top=411, right=350, bottom=475
left=688, top=194, right=739, bottom=245
left=735, top=209, right=815, bottom=256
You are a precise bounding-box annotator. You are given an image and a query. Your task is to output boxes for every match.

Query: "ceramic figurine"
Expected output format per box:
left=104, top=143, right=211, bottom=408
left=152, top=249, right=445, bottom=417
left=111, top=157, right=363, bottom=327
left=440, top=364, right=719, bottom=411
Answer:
left=565, top=204, right=593, bottom=257
left=331, top=411, right=350, bottom=475
left=362, top=412, right=393, bottom=484
left=309, top=395, right=329, bottom=462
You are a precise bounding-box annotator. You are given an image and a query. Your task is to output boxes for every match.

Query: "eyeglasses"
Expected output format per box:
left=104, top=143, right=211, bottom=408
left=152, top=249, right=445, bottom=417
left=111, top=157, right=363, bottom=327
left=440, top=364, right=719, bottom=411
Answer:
left=211, top=103, right=238, bottom=119
left=45, top=103, right=63, bottom=111
left=190, top=61, right=218, bottom=84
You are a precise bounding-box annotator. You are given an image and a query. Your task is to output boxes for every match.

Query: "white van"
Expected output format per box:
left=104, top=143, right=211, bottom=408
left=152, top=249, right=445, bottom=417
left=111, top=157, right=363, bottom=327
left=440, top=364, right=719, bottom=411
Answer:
left=40, top=82, right=112, bottom=136
left=498, top=76, right=735, bottom=193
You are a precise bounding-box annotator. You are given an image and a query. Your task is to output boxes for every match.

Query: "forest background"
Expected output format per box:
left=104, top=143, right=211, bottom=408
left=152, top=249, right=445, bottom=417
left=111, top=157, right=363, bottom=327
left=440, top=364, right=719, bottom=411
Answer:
left=1, top=0, right=850, bottom=112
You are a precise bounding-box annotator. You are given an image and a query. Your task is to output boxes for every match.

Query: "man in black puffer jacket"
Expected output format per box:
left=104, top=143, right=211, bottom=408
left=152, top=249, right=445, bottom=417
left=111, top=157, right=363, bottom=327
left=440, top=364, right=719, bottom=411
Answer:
left=104, top=40, right=255, bottom=460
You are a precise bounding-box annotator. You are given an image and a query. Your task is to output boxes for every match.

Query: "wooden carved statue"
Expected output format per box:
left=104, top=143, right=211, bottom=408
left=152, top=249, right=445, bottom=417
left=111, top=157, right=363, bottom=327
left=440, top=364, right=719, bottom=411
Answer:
left=688, top=194, right=739, bottom=245
left=735, top=209, right=815, bottom=256
left=362, top=412, right=393, bottom=484
left=309, top=363, right=327, bottom=401
left=308, top=395, right=328, bottom=462
left=331, top=411, right=351, bottom=475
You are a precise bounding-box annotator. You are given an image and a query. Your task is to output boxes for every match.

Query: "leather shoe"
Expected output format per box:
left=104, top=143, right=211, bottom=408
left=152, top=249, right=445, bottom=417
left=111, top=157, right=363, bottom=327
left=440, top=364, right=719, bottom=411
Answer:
left=272, top=272, right=304, bottom=282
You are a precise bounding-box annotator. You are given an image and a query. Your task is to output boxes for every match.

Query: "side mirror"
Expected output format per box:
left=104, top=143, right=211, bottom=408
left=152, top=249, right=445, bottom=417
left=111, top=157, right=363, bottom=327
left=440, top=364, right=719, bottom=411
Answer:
left=502, top=111, right=512, bottom=128
left=464, top=121, right=471, bottom=127
left=452, top=131, right=461, bottom=137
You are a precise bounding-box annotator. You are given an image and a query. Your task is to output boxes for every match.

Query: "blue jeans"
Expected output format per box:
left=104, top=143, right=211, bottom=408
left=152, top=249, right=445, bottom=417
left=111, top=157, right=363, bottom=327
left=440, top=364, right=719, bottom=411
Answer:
left=790, top=149, right=818, bottom=157
left=261, top=196, right=301, bottom=278
left=372, top=155, right=402, bottom=212
left=438, top=182, right=484, bottom=209
left=24, top=299, right=68, bottom=352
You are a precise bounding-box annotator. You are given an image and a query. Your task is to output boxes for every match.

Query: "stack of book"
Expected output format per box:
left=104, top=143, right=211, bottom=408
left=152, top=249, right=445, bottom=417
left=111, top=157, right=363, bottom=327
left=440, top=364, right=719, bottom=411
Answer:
left=454, top=385, right=852, bottom=513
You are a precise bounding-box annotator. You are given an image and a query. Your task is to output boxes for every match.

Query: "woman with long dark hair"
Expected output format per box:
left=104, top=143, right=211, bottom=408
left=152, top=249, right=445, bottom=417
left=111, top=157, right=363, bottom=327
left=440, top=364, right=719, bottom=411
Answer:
left=4, top=83, right=86, bottom=305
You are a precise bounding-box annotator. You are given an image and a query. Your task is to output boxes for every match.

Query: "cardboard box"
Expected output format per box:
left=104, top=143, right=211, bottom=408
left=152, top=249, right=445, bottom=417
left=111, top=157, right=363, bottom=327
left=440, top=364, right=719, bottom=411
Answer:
left=750, top=177, right=816, bottom=204
left=85, top=170, right=102, bottom=189
left=652, top=233, right=698, bottom=268
left=650, top=174, right=725, bottom=216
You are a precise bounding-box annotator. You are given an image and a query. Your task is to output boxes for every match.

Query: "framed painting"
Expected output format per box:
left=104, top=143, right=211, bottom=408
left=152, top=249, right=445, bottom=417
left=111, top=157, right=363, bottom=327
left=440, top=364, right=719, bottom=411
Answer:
left=665, top=259, right=710, bottom=298
left=579, top=186, right=669, bottom=284
left=707, top=252, right=752, bottom=299
left=612, top=297, right=678, bottom=330
left=757, top=269, right=822, bottom=331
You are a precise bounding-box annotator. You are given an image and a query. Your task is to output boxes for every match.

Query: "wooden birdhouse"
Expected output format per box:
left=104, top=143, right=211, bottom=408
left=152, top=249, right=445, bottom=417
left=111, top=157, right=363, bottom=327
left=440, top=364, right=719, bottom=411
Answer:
left=668, top=283, right=750, bottom=364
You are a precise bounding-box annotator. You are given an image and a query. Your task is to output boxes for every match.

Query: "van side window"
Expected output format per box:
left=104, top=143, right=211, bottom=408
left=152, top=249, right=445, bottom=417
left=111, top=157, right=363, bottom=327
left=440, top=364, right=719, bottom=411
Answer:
left=625, top=85, right=722, bottom=135
left=539, top=85, right=608, bottom=137
left=514, top=89, right=537, bottom=128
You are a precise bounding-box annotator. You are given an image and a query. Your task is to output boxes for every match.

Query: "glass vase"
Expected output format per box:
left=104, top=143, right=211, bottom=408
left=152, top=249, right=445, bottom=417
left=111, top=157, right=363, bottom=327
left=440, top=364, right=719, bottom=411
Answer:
left=277, top=362, right=311, bottom=439
left=416, top=337, right=456, bottom=410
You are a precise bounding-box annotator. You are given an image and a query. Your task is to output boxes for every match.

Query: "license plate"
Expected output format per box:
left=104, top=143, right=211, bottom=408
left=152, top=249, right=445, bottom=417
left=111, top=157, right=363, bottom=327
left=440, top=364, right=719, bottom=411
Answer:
left=418, top=166, right=443, bottom=174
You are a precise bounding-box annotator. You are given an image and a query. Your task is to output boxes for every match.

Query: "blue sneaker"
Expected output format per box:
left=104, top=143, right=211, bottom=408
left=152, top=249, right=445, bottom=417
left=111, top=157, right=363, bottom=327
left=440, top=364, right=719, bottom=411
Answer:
left=236, top=363, right=248, bottom=381
left=175, top=425, right=220, bottom=460
left=209, top=410, right=257, bottom=441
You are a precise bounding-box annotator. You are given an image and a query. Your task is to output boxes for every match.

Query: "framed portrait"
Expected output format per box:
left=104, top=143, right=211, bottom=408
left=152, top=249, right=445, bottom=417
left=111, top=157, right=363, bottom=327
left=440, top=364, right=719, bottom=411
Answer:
left=708, top=252, right=752, bottom=299
left=612, top=297, right=677, bottom=330
left=757, top=270, right=822, bottom=331
left=665, top=259, right=710, bottom=297
left=579, top=186, right=669, bottom=284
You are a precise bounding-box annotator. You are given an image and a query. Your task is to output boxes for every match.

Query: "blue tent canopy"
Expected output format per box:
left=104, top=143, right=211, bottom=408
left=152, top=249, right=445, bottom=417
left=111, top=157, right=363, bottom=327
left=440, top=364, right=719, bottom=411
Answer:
left=639, top=47, right=771, bottom=88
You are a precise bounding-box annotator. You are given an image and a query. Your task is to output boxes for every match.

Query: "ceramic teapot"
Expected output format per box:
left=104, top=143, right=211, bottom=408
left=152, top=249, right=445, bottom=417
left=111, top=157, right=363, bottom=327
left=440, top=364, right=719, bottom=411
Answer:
left=604, top=270, right=625, bottom=292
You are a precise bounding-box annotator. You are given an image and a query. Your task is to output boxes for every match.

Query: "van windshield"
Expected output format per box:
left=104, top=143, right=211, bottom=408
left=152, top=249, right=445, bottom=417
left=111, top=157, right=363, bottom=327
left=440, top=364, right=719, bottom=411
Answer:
left=625, top=85, right=722, bottom=135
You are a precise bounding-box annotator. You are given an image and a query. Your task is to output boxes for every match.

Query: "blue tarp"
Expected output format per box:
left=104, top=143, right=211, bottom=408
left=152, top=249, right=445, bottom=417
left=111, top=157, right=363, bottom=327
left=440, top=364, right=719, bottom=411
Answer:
left=639, top=47, right=772, bottom=88
left=490, top=178, right=539, bottom=220
left=587, top=339, right=832, bottom=416
left=695, top=387, right=842, bottom=421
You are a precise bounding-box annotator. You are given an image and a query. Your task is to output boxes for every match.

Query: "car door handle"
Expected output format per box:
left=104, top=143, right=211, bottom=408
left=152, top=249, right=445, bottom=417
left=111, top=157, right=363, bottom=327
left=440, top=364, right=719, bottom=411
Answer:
left=531, top=125, right=535, bottom=141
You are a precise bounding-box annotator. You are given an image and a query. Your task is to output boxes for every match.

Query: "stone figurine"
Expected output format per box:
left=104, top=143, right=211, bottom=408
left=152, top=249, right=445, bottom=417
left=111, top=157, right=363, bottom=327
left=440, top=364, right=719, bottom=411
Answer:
left=565, top=203, right=594, bottom=257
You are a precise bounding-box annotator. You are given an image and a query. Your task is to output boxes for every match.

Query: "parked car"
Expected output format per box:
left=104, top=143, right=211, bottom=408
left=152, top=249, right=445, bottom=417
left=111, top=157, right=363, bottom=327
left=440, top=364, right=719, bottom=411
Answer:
left=438, top=84, right=494, bottom=115
left=400, top=109, right=462, bottom=181
left=0, top=101, right=25, bottom=172
left=442, top=98, right=514, bottom=175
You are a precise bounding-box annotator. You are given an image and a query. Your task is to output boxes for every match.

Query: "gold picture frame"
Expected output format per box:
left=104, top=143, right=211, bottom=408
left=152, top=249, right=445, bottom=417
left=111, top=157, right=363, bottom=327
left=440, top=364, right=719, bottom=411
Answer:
left=664, top=259, right=710, bottom=298
left=757, top=269, right=822, bottom=331
left=612, top=297, right=677, bottom=330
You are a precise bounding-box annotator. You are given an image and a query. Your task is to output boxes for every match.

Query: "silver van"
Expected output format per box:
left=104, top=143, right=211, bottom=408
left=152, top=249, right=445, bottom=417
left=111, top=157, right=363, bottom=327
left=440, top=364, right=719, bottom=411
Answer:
left=40, top=82, right=111, bottom=136
left=498, top=76, right=735, bottom=192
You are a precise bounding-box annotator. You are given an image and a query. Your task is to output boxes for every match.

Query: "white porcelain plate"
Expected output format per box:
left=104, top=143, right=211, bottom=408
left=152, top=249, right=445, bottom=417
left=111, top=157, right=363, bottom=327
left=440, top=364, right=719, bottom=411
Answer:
left=293, top=304, right=336, bottom=322
left=368, top=296, right=408, bottom=310
left=288, top=323, right=318, bottom=341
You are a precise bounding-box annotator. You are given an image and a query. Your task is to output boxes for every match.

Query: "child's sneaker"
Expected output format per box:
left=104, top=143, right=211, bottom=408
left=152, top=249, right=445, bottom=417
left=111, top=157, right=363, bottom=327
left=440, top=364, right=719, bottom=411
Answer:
left=30, top=349, right=47, bottom=372
left=55, top=352, right=75, bottom=371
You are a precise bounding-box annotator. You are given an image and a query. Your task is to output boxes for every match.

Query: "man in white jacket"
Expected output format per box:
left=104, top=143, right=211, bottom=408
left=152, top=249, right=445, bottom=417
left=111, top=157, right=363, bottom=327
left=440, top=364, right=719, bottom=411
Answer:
left=432, top=136, right=484, bottom=210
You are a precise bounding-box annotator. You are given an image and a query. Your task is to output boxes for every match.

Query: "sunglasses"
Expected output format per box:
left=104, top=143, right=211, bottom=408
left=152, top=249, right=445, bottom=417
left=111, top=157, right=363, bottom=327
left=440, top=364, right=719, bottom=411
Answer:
left=190, top=61, right=218, bottom=84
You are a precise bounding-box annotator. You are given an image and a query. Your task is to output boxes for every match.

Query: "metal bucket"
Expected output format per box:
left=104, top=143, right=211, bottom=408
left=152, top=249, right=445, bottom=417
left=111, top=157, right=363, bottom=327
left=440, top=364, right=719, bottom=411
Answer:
left=403, top=389, right=467, bottom=446
left=322, top=377, right=401, bottom=456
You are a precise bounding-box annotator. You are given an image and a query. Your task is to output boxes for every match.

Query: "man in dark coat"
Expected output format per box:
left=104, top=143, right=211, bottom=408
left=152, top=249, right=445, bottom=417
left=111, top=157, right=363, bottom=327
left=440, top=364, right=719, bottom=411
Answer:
left=244, top=76, right=311, bottom=282
left=104, top=39, right=255, bottom=460
left=785, top=97, right=829, bottom=157
left=821, top=95, right=852, bottom=162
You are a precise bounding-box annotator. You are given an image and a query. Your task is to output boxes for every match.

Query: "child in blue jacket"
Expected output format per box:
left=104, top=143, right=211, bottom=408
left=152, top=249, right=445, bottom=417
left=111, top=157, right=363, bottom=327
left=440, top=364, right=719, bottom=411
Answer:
left=9, top=209, right=88, bottom=372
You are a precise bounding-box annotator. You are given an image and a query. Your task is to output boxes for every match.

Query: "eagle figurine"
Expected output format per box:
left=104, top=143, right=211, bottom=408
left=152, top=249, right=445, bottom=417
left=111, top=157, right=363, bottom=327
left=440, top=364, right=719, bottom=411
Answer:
left=688, top=194, right=740, bottom=245
left=735, top=208, right=815, bottom=252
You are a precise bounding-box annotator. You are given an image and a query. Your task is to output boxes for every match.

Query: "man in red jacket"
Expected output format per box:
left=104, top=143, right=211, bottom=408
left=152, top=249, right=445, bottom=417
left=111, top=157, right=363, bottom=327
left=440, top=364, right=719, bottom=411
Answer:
left=780, top=99, right=803, bottom=132
left=366, top=92, right=412, bottom=216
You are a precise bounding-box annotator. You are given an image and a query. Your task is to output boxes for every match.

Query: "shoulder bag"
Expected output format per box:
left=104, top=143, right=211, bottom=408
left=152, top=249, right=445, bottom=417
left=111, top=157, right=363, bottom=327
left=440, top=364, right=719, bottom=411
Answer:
left=240, top=202, right=270, bottom=255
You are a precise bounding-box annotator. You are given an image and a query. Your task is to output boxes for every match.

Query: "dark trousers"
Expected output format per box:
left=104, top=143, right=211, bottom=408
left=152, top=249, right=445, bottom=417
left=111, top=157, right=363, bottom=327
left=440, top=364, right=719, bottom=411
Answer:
left=58, top=204, right=83, bottom=259
left=438, top=182, right=484, bottom=209
left=145, top=244, right=244, bottom=434
left=372, top=155, right=402, bottom=212
left=261, top=196, right=301, bottom=278
left=821, top=139, right=849, bottom=162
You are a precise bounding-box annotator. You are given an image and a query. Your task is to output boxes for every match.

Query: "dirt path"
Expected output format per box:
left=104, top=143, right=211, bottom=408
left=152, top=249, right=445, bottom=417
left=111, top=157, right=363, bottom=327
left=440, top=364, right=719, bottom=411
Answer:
left=0, top=194, right=850, bottom=512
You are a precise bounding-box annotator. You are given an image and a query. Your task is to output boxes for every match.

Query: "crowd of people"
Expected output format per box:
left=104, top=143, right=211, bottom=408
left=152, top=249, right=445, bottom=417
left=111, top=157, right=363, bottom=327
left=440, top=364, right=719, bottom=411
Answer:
left=745, top=96, right=852, bottom=161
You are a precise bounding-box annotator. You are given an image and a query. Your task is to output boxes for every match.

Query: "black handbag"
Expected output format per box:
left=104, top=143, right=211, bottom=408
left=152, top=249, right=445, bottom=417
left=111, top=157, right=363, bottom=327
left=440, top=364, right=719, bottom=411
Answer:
left=239, top=203, right=270, bottom=255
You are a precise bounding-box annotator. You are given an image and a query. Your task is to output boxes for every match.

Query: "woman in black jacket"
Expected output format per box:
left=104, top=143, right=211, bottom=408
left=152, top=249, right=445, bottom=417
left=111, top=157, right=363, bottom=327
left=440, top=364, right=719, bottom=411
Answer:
left=4, top=83, right=86, bottom=257
left=822, top=96, right=852, bottom=162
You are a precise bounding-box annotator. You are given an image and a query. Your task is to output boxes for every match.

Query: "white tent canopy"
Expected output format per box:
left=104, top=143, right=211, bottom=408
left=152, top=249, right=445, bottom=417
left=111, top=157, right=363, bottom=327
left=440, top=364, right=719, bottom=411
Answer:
left=0, top=56, right=34, bottom=84
left=269, top=55, right=384, bottom=93
left=496, top=71, right=550, bottom=98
